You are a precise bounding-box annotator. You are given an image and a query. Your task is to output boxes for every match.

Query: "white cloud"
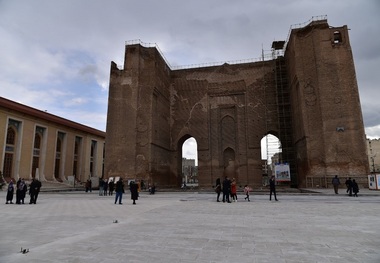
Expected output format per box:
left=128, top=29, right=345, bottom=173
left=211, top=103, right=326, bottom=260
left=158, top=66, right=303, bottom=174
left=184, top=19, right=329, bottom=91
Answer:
left=365, top=125, right=380, bottom=140
left=0, top=0, right=379, bottom=139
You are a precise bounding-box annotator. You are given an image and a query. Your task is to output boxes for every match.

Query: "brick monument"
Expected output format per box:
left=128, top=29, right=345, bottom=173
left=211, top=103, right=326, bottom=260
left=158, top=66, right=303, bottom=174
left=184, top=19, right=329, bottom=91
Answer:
left=104, top=17, right=369, bottom=188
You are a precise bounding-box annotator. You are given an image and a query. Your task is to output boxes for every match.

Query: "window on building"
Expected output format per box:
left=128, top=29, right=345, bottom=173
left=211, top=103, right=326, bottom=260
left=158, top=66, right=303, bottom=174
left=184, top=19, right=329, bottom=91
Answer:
left=73, top=136, right=82, bottom=179
left=6, top=127, right=15, bottom=145
left=333, top=31, right=342, bottom=44
left=90, top=140, right=97, bottom=177
left=32, top=132, right=42, bottom=178
left=55, top=132, right=65, bottom=180
left=3, top=127, right=16, bottom=178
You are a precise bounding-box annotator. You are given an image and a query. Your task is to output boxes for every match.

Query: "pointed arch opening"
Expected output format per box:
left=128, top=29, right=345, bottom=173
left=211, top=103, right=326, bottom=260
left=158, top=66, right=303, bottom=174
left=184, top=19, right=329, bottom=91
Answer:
left=178, top=136, right=198, bottom=188
left=261, top=133, right=282, bottom=183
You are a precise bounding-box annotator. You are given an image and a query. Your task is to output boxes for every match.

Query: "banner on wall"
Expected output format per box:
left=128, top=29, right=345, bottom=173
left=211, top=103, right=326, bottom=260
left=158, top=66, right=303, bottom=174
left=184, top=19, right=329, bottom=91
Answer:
left=368, top=174, right=380, bottom=190
left=274, top=163, right=291, bottom=182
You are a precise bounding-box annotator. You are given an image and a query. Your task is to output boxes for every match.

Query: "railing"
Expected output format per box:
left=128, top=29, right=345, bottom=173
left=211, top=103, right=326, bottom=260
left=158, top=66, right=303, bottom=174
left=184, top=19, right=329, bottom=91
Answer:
left=125, top=39, right=173, bottom=69
left=125, top=40, right=282, bottom=70
left=306, top=175, right=368, bottom=188
left=124, top=16, right=327, bottom=71
left=283, top=15, right=328, bottom=52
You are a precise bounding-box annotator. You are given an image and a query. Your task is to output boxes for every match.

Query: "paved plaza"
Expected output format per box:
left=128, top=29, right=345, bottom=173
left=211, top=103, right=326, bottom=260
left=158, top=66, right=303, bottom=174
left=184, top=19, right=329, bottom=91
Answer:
left=0, top=188, right=380, bottom=263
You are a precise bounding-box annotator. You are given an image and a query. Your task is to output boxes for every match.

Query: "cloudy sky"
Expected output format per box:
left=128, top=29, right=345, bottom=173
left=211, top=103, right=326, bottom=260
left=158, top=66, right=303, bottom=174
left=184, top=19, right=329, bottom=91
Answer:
left=1, top=0, right=379, bottom=161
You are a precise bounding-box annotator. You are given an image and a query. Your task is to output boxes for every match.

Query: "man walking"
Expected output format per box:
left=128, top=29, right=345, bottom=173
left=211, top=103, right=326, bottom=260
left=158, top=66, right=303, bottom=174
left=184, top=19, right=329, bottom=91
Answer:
left=332, top=175, right=340, bottom=194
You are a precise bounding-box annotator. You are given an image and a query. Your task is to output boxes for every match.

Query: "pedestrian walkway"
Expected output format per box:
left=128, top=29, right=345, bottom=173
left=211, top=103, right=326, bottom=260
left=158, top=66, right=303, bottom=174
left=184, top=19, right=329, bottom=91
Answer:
left=0, top=190, right=379, bottom=263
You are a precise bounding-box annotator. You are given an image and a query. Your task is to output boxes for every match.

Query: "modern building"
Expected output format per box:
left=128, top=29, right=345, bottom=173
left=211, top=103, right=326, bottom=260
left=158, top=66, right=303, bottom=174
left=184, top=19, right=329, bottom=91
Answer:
left=0, top=97, right=105, bottom=186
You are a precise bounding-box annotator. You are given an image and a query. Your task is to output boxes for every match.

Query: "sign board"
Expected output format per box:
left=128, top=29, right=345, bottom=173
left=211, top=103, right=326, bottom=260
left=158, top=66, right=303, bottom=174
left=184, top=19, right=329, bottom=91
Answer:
left=368, top=174, right=380, bottom=190
left=368, top=174, right=377, bottom=190
left=274, top=163, right=291, bottom=182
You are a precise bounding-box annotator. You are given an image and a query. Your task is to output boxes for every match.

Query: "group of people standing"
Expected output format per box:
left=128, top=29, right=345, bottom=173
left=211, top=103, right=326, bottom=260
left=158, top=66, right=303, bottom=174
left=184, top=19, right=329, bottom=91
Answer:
left=215, top=176, right=253, bottom=203
left=332, top=175, right=359, bottom=196
left=215, top=175, right=279, bottom=202
left=5, top=178, right=42, bottom=205
left=98, top=178, right=115, bottom=196
left=113, top=178, right=139, bottom=205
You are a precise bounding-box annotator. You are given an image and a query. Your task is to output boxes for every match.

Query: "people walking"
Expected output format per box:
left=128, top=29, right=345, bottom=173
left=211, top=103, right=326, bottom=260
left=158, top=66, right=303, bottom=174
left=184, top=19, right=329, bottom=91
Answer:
left=114, top=178, right=124, bottom=204
left=352, top=179, right=359, bottom=197
left=269, top=176, right=278, bottom=201
left=230, top=178, right=237, bottom=202
left=130, top=181, right=138, bottom=205
left=244, top=184, right=251, bottom=201
left=345, top=177, right=353, bottom=196
left=6, top=180, right=14, bottom=204
left=222, top=176, right=231, bottom=203
left=332, top=175, right=340, bottom=194
left=215, top=178, right=221, bottom=202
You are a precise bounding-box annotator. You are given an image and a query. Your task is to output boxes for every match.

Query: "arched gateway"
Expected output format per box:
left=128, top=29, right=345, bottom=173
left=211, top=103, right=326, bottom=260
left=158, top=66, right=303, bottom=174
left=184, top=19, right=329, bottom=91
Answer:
left=104, top=18, right=369, bottom=188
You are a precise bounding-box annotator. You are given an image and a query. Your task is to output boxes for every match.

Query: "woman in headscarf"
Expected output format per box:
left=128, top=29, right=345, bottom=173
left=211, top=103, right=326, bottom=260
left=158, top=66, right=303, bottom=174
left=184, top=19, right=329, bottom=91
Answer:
left=6, top=180, right=14, bottom=204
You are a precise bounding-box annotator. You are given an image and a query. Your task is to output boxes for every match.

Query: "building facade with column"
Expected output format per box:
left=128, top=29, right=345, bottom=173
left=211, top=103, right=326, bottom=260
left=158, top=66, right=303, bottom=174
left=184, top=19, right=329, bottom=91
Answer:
left=0, top=97, right=105, bottom=185
left=367, top=138, right=380, bottom=173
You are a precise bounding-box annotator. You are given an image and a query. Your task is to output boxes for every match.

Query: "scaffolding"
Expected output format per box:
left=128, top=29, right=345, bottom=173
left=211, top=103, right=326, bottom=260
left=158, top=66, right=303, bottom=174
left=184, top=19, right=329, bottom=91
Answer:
left=271, top=41, right=297, bottom=186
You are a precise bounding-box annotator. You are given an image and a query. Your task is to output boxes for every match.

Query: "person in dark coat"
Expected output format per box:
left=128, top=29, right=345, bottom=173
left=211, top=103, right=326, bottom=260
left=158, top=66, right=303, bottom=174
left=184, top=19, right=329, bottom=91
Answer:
left=6, top=180, right=14, bottom=204
left=130, top=181, right=138, bottom=205
left=103, top=179, right=108, bottom=196
left=85, top=179, right=92, bottom=192
left=114, top=178, right=124, bottom=204
left=29, top=178, right=42, bottom=204
left=352, top=179, right=359, bottom=197
left=16, top=178, right=22, bottom=204
left=99, top=178, right=104, bottom=196
left=149, top=184, right=156, bottom=195
left=215, top=178, right=221, bottom=202
left=108, top=180, right=114, bottom=196
left=345, top=177, right=353, bottom=196
left=222, top=176, right=231, bottom=203
left=269, top=176, right=278, bottom=201
left=17, top=179, right=27, bottom=204
left=332, top=175, right=340, bottom=194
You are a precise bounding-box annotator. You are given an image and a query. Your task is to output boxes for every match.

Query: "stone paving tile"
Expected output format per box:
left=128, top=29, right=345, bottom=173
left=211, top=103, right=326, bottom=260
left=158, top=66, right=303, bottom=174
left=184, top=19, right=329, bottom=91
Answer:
left=0, top=191, right=379, bottom=263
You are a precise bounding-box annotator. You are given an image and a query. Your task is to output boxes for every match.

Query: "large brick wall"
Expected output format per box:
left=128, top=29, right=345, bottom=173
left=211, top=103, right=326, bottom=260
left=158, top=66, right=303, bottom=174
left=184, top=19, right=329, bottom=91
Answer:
left=105, top=19, right=369, bottom=188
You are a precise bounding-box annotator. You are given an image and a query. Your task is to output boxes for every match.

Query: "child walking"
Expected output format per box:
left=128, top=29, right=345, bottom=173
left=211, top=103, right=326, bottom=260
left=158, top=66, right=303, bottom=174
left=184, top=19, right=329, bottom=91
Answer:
left=244, top=185, right=251, bottom=201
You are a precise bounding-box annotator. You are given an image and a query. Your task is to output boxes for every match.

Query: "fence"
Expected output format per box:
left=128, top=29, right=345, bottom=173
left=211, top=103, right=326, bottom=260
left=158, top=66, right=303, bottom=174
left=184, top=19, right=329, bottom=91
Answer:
left=306, top=175, right=368, bottom=189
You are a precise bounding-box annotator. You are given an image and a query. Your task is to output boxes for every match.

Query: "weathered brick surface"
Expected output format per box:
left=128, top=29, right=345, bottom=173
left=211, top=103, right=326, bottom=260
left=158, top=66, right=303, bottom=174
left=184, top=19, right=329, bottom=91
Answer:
left=286, top=21, right=369, bottom=186
left=105, top=19, right=369, bottom=188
